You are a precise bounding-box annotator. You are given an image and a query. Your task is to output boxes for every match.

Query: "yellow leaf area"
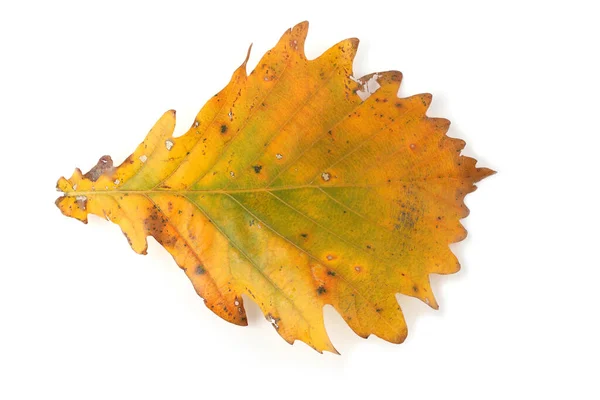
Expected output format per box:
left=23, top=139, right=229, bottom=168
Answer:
left=56, top=22, right=493, bottom=353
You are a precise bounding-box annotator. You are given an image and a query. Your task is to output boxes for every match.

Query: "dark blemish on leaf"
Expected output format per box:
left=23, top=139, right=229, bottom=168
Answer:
left=196, top=265, right=206, bottom=275
left=376, top=308, right=383, bottom=313
left=252, top=165, right=263, bottom=174
left=327, top=270, right=336, bottom=276
left=413, top=285, right=418, bottom=292
left=75, top=195, right=87, bottom=211
left=317, top=286, right=327, bottom=295
left=397, top=211, right=418, bottom=230
left=220, top=124, right=228, bottom=134
left=83, top=155, right=114, bottom=182
left=300, top=233, right=308, bottom=238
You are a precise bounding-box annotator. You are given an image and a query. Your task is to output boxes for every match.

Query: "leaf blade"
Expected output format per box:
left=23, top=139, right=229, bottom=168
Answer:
left=55, top=21, right=494, bottom=353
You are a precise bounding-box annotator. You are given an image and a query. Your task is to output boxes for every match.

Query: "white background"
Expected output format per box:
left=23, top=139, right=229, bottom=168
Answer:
left=1, top=0, right=599, bottom=399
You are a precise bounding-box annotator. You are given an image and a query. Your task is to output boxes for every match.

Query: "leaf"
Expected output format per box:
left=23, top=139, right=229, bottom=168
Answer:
left=55, top=21, right=494, bottom=353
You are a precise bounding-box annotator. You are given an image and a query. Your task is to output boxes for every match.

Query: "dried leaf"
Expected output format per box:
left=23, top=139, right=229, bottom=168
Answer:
left=56, top=22, right=494, bottom=353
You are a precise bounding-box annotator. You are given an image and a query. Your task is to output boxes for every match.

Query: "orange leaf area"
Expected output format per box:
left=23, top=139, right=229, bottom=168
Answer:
left=56, top=22, right=494, bottom=353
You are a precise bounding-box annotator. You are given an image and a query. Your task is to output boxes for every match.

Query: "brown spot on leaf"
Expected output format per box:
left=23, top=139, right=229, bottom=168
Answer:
left=83, top=156, right=114, bottom=182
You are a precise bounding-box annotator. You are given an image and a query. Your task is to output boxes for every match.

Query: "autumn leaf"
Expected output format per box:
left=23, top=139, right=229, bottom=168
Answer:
left=55, top=21, right=494, bottom=353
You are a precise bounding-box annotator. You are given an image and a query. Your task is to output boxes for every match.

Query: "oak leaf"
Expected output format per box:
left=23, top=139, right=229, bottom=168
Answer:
left=56, top=22, right=494, bottom=353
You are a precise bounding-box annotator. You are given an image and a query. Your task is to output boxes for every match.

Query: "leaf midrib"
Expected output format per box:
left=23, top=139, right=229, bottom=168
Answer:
left=61, top=175, right=466, bottom=197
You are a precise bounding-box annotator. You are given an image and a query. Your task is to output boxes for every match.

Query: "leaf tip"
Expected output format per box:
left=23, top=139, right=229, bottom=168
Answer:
left=420, top=93, right=433, bottom=110
left=477, top=167, right=497, bottom=180
left=389, top=328, right=409, bottom=344
left=287, top=21, right=309, bottom=58
left=242, top=43, right=253, bottom=68
left=428, top=296, right=440, bottom=310
left=293, top=20, right=309, bottom=34
left=348, top=37, right=360, bottom=48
